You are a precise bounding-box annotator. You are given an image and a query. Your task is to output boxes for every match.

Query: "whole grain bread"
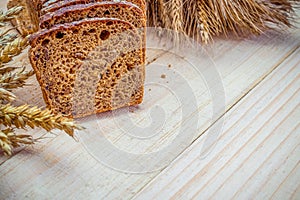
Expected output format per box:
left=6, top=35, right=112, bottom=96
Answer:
left=39, top=2, right=146, bottom=29
left=7, top=0, right=39, bottom=36
left=29, top=18, right=145, bottom=118
left=39, top=1, right=146, bottom=64
left=40, top=0, right=146, bottom=16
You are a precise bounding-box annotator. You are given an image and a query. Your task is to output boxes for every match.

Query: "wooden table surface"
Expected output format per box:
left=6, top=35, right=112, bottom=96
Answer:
left=0, top=1, right=299, bottom=199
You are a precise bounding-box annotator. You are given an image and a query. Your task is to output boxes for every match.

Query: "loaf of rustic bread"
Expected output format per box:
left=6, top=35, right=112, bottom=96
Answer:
left=40, top=0, right=146, bottom=16
left=14, top=0, right=147, bottom=117
left=29, top=18, right=145, bottom=118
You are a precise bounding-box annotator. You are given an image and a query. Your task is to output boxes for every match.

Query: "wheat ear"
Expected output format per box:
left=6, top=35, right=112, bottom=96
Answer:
left=0, top=104, right=84, bottom=137
left=0, top=6, right=23, bottom=27
left=0, top=36, right=28, bottom=64
left=0, top=128, right=34, bottom=156
left=0, top=68, right=35, bottom=89
left=0, top=88, right=16, bottom=102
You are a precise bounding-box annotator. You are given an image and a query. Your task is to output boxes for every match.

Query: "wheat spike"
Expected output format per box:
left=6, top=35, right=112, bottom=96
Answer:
left=0, top=67, right=35, bottom=89
left=0, top=28, right=18, bottom=49
left=0, top=128, right=35, bottom=156
left=195, top=1, right=211, bottom=43
left=0, top=36, right=28, bottom=64
left=0, top=104, right=84, bottom=137
left=0, top=6, right=23, bottom=23
left=167, top=0, right=184, bottom=43
left=170, top=0, right=184, bottom=32
left=0, top=87, right=16, bottom=102
left=0, top=128, right=13, bottom=156
left=157, top=0, right=170, bottom=28
left=0, top=33, right=18, bottom=49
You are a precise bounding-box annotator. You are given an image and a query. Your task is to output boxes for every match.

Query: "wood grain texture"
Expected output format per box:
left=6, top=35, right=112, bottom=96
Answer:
left=134, top=48, right=300, bottom=200
left=1, top=1, right=300, bottom=199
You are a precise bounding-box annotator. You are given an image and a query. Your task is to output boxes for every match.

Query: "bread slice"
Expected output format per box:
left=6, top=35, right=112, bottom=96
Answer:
left=29, top=18, right=145, bottom=118
left=39, top=1, right=146, bottom=64
left=7, top=0, right=39, bottom=36
left=40, top=0, right=146, bottom=16
left=39, top=2, right=146, bottom=30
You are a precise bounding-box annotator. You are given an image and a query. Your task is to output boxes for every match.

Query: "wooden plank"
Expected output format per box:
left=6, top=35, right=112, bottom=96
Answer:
left=1, top=1, right=300, bottom=198
left=134, top=48, right=300, bottom=199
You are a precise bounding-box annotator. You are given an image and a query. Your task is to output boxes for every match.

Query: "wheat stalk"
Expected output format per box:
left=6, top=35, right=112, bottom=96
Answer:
left=0, top=67, right=35, bottom=89
left=195, top=1, right=211, bottom=43
left=166, top=0, right=184, bottom=43
left=153, top=0, right=171, bottom=28
left=0, top=128, right=35, bottom=156
left=0, top=104, right=84, bottom=137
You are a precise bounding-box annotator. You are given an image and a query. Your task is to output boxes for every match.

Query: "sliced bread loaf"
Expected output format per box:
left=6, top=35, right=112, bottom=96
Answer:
left=29, top=18, right=145, bottom=118
left=40, top=0, right=146, bottom=16
left=39, top=2, right=146, bottom=29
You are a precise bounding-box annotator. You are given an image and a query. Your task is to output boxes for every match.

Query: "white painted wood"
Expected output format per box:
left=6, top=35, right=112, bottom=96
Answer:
left=1, top=1, right=300, bottom=199
left=134, top=48, right=300, bottom=199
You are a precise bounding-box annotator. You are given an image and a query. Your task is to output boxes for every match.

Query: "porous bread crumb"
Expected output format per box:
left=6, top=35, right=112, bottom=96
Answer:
left=29, top=18, right=145, bottom=118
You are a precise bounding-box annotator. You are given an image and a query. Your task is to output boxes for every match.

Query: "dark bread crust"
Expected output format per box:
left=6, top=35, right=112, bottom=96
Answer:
left=39, top=1, right=146, bottom=29
left=40, top=0, right=146, bottom=16
left=29, top=18, right=145, bottom=118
